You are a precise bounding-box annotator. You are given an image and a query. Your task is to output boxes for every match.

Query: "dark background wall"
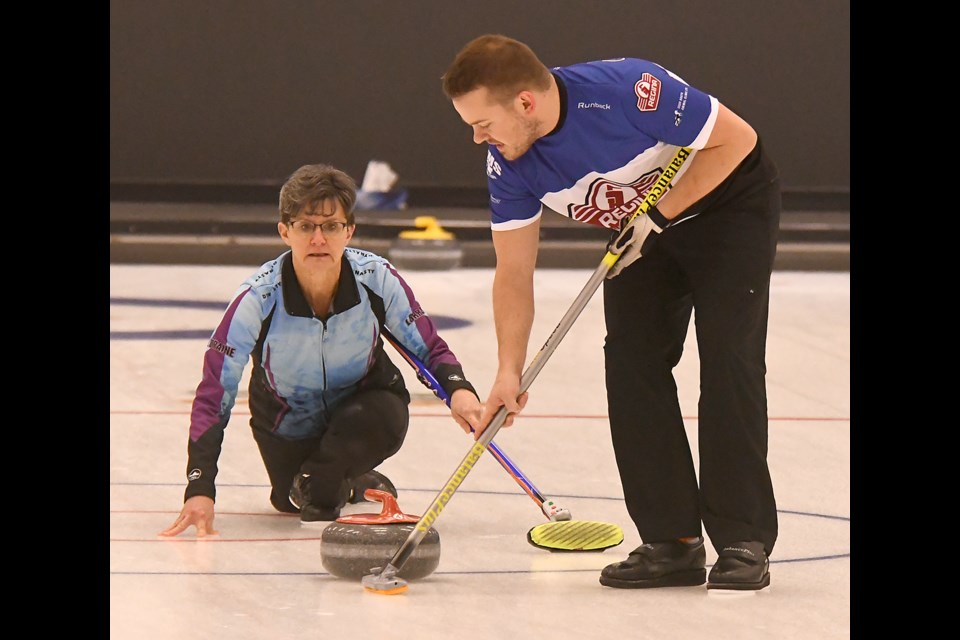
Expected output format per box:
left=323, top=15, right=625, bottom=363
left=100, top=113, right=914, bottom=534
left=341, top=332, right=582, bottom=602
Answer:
left=110, top=1, right=849, bottom=207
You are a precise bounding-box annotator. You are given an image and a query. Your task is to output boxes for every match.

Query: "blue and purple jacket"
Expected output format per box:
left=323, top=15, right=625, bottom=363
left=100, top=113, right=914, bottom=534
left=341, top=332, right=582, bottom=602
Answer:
left=183, top=248, right=474, bottom=500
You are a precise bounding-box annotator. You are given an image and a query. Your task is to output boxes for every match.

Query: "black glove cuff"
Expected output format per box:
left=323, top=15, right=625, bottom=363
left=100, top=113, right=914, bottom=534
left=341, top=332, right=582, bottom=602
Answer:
left=434, top=363, right=479, bottom=402
left=184, top=482, right=215, bottom=503
left=646, top=204, right=671, bottom=229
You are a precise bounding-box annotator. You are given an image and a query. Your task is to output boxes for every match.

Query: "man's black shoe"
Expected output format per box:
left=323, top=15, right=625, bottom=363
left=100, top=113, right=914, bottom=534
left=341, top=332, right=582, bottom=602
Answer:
left=599, top=537, right=706, bottom=588
left=346, top=470, right=397, bottom=504
left=707, top=541, right=770, bottom=591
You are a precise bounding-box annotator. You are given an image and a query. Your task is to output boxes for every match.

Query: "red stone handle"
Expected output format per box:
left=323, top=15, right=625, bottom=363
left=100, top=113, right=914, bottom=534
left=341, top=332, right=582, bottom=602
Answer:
left=335, top=489, right=421, bottom=524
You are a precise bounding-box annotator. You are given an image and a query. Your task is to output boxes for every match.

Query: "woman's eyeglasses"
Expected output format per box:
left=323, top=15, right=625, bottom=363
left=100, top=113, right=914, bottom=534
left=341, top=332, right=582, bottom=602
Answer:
left=287, top=220, right=350, bottom=236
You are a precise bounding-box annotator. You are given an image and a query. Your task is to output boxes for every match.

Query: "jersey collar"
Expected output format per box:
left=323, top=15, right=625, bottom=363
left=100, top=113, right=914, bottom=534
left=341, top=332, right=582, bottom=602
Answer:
left=545, top=71, right=568, bottom=138
left=280, top=251, right=361, bottom=318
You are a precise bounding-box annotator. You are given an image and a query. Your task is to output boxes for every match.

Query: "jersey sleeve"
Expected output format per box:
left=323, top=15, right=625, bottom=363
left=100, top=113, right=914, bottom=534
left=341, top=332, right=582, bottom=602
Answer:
left=183, top=284, right=264, bottom=501
left=378, top=262, right=478, bottom=401
left=486, top=148, right=543, bottom=231
left=617, top=59, right=719, bottom=150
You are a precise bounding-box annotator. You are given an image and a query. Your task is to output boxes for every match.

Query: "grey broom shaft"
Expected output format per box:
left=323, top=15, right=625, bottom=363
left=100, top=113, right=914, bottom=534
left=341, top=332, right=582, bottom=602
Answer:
left=510, top=262, right=608, bottom=403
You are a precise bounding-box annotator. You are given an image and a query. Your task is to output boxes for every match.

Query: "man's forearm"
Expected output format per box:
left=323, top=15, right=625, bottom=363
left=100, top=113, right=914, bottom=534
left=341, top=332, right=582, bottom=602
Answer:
left=492, top=267, right=534, bottom=378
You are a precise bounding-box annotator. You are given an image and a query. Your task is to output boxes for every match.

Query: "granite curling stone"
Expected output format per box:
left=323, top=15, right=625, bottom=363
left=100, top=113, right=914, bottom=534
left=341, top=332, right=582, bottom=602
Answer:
left=320, top=489, right=441, bottom=581
left=387, top=216, right=463, bottom=270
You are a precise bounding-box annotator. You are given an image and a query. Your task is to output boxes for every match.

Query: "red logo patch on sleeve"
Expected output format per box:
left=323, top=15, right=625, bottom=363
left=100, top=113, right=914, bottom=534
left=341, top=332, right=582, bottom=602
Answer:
left=634, top=73, right=661, bottom=112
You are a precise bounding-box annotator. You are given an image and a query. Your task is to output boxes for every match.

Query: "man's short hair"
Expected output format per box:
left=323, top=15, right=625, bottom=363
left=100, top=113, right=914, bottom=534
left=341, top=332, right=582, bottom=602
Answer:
left=442, top=34, right=551, bottom=103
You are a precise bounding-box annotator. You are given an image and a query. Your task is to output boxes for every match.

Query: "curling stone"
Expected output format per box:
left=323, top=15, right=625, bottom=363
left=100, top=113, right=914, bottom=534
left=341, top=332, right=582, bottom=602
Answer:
left=320, top=489, right=440, bottom=581
left=387, top=216, right=463, bottom=270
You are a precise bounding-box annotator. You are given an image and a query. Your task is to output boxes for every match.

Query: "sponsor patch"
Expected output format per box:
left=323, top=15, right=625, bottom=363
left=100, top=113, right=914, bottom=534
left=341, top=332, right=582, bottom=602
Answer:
left=208, top=337, right=236, bottom=357
left=674, top=86, right=688, bottom=126
left=634, top=73, right=661, bottom=112
left=404, top=307, right=426, bottom=325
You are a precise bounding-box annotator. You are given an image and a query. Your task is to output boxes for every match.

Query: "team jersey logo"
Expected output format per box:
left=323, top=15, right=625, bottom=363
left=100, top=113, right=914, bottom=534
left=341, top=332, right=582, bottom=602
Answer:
left=635, top=73, right=661, bottom=112
left=567, top=169, right=663, bottom=229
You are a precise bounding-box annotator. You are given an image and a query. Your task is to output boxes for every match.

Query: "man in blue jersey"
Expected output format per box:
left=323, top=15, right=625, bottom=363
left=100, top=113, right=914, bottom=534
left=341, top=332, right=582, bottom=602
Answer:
left=442, top=35, right=779, bottom=591
left=160, top=164, right=483, bottom=536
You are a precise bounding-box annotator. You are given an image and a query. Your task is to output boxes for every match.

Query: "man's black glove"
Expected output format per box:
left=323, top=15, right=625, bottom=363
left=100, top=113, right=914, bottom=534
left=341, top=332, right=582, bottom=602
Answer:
left=605, top=205, right=671, bottom=279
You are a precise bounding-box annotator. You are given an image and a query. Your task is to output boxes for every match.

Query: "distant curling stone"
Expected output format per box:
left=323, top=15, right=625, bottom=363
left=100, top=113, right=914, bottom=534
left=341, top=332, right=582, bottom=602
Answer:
left=388, top=216, right=463, bottom=270
left=320, top=489, right=441, bottom=581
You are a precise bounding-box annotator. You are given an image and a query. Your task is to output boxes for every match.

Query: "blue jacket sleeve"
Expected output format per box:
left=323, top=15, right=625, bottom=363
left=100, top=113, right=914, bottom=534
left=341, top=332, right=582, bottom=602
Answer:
left=377, top=262, right=479, bottom=402
left=184, top=284, right=264, bottom=501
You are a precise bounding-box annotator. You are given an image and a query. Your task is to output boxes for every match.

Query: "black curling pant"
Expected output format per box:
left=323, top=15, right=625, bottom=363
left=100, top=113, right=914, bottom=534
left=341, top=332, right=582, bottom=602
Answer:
left=251, top=389, right=409, bottom=513
left=602, top=187, right=780, bottom=556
